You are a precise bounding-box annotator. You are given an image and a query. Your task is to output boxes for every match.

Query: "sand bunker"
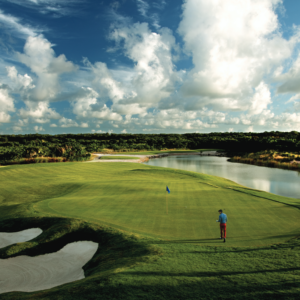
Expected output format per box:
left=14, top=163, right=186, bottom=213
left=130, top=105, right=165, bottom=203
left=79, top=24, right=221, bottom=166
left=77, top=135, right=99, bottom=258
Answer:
left=0, top=241, right=98, bottom=294
left=0, top=228, right=42, bottom=249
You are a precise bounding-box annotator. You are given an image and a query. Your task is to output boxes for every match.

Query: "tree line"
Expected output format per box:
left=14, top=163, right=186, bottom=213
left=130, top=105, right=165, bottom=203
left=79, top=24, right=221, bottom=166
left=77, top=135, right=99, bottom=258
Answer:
left=1, top=131, right=300, bottom=164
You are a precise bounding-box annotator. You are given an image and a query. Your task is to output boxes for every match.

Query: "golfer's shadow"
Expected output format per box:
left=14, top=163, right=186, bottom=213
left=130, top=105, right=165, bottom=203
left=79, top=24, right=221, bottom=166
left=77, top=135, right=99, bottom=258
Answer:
left=154, top=238, right=222, bottom=244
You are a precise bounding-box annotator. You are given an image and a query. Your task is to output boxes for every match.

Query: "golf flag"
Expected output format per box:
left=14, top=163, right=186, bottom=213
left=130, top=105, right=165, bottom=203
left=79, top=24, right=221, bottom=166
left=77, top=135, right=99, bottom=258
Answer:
left=166, top=186, right=170, bottom=194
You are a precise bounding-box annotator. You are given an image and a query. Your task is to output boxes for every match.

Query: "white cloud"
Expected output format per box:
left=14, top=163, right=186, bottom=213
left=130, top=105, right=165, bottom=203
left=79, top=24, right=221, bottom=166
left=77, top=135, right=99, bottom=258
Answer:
left=178, top=0, right=297, bottom=111
left=246, top=126, right=254, bottom=132
left=34, top=125, right=44, bottom=132
left=121, top=129, right=127, bottom=133
left=50, top=123, right=57, bottom=127
left=273, top=112, right=300, bottom=128
left=248, top=82, right=271, bottom=115
left=112, top=103, right=147, bottom=115
left=17, top=35, right=77, bottom=102
left=3, top=0, right=82, bottom=17
left=72, top=87, right=122, bottom=121
left=85, top=60, right=124, bottom=103
left=118, top=108, right=222, bottom=130
left=136, top=0, right=161, bottom=29
left=91, top=129, right=104, bottom=133
left=19, top=101, right=60, bottom=123
left=6, top=66, right=35, bottom=90
left=59, top=117, right=79, bottom=128
left=0, top=9, right=42, bottom=38
left=286, top=93, right=300, bottom=104
left=0, top=86, right=15, bottom=123
left=225, top=117, right=240, bottom=125
left=12, top=126, right=22, bottom=132
left=136, top=0, right=149, bottom=17
left=110, top=22, right=178, bottom=107
left=80, top=122, right=88, bottom=128
left=276, top=51, right=300, bottom=94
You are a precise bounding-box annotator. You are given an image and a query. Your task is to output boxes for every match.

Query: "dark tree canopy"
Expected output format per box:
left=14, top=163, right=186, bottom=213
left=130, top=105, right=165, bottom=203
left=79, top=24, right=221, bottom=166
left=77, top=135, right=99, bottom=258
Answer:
left=1, top=131, right=300, bottom=164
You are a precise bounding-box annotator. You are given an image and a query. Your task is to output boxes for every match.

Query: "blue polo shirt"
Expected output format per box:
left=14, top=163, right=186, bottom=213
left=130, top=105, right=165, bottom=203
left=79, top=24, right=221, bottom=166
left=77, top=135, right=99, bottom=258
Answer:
left=218, top=213, right=227, bottom=224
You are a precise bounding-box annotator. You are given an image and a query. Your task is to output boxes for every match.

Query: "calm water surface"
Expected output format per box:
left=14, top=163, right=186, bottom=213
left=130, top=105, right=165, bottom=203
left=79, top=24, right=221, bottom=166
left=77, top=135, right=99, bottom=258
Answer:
left=144, top=155, right=300, bottom=198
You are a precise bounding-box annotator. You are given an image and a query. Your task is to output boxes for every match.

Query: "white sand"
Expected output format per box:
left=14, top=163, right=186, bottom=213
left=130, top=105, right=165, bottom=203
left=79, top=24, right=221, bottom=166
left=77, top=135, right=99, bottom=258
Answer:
left=86, top=151, right=223, bottom=163
left=86, top=154, right=144, bottom=163
left=0, top=228, right=43, bottom=249
left=0, top=241, right=98, bottom=294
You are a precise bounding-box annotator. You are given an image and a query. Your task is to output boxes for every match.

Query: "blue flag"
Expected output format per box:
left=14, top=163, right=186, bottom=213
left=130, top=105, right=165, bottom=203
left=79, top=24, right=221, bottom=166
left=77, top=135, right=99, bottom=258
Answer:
left=166, top=186, right=170, bottom=194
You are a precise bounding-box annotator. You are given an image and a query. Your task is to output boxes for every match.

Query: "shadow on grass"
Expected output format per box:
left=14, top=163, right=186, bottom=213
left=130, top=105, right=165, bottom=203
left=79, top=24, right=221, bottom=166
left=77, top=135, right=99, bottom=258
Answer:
left=154, top=238, right=221, bottom=244
left=3, top=271, right=300, bottom=300
left=125, top=267, right=300, bottom=277
left=152, top=233, right=300, bottom=248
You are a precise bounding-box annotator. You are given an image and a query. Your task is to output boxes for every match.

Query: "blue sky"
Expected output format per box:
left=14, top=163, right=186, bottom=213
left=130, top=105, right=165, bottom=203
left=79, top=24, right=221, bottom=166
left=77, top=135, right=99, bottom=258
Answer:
left=1, top=0, right=300, bottom=134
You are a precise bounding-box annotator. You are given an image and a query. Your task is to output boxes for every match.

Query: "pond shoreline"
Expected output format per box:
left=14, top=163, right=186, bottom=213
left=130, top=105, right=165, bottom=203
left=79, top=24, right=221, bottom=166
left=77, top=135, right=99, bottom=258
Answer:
left=144, top=154, right=300, bottom=198
left=228, top=156, right=300, bottom=172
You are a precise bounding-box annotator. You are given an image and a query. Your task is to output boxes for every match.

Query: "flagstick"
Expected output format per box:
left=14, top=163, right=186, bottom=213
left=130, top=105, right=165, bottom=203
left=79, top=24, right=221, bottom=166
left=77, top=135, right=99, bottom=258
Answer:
left=166, top=190, right=168, bottom=215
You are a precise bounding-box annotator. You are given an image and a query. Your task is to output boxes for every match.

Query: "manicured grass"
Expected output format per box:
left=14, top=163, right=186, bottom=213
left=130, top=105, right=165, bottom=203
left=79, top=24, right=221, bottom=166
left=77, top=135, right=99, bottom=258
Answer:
left=100, top=156, right=140, bottom=160
left=1, top=162, right=300, bottom=299
left=1, top=162, right=300, bottom=246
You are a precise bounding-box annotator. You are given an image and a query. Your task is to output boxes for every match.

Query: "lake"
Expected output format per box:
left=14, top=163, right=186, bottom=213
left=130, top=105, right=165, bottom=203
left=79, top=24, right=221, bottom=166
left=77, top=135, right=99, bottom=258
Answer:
left=144, top=155, right=300, bottom=199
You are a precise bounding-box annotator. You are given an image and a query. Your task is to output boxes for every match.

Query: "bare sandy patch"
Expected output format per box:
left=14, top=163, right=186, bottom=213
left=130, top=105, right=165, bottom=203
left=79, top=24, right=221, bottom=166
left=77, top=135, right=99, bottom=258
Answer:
left=85, top=153, right=146, bottom=163
left=85, top=151, right=223, bottom=164
left=0, top=228, right=42, bottom=249
left=0, top=241, right=98, bottom=294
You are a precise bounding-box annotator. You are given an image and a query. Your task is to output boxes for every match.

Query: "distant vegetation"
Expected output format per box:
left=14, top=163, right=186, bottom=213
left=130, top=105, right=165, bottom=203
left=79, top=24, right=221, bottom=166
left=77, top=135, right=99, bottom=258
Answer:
left=229, top=149, right=300, bottom=171
left=1, top=131, right=300, bottom=165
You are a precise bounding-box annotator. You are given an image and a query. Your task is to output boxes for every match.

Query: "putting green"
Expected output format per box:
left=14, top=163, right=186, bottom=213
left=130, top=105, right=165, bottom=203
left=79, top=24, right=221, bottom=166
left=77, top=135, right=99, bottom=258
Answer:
left=1, top=162, right=300, bottom=246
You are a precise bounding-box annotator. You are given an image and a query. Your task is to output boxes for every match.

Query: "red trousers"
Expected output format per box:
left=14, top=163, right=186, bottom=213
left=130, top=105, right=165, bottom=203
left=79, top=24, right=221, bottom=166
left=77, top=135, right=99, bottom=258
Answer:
left=220, top=223, right=226, bottom=238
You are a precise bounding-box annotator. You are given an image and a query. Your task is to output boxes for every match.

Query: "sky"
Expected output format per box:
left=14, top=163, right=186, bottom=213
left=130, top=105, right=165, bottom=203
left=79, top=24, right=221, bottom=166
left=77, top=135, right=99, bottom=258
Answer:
left=1, top=0, right=300, bottom=135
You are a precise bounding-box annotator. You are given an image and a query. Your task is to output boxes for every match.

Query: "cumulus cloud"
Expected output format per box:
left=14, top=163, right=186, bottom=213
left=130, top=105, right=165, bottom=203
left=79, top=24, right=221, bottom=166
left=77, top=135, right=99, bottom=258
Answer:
left=4, top=0, right=300, bottom=133
left=19, top=101, right=60, bottom=123
left=110, top=22, right=178, bottom=107
left=34, top=125, right=45, bottom=132
left=84, top=60, right=124, bottom=103
left=17, top=35, right=77, bottom=102
left=12, top=126, right=23, bottom=131
left=178, top=0, right=297, bottom=111
left=246, top=126, right=254, bottom=132
left=273, top=112, right=300, bottom=129
left=276, top=51, right=300, bottom=94
left=59, top=117, right=79, bottom=128
left=0, top=86, right=15, bottom=123
left=72, top=87, right=122, bottom=121
left=248, top=82, right=271, bottom=115
left=117, top=108, right=222, bottom=130
left=6, top=66, right=35, bottom=90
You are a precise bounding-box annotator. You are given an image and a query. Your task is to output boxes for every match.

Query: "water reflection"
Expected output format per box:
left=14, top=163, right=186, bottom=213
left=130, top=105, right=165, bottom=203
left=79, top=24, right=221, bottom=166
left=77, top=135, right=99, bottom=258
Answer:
left=144, top=155, right=300, bottom=198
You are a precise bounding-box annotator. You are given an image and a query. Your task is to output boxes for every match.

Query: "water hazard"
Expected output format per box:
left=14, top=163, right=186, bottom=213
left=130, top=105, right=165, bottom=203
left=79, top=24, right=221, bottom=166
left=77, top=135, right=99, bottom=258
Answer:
left=144, top=154, right=300, bottom=198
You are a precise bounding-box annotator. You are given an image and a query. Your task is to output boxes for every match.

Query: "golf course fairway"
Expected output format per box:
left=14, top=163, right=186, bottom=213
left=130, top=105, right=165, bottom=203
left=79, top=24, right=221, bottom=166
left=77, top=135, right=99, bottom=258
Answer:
left=1, top=162, right=300, bottom=247
left=2, top=161, right=300, bottom=299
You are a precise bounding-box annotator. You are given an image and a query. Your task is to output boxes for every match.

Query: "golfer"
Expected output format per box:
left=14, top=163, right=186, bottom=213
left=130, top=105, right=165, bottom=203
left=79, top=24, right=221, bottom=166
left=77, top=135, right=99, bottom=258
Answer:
left=216, top=209, right=227, bottom=242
